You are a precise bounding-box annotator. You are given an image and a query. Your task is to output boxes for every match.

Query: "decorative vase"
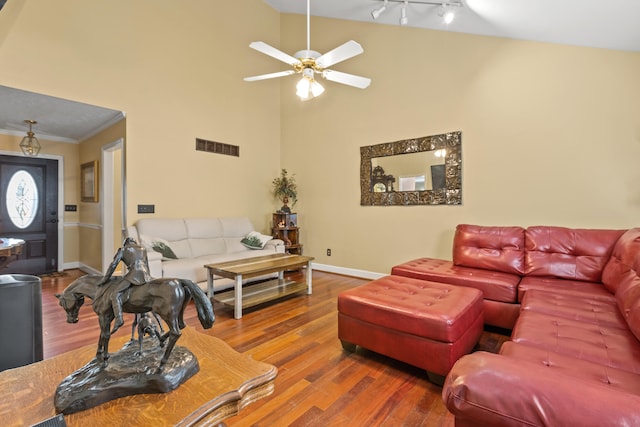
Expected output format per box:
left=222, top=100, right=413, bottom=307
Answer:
left=280, top=196, right=291, bottom=213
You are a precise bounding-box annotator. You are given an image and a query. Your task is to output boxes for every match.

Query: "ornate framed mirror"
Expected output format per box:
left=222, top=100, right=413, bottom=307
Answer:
left=360, top=131, right=462, bottom=206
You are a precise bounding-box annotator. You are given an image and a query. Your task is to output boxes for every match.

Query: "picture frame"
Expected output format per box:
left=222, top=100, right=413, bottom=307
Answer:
left=81, top=160, right=99, bottom=202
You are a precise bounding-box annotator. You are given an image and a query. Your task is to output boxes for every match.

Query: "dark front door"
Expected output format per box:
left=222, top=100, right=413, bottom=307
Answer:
left=0, top=155, right=59, bottom=275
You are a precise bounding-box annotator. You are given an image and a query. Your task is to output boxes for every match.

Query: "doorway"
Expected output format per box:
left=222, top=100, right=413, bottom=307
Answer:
left=102, top=139, right=125, bottom=273
left=0, top=154, right=59, bottom=275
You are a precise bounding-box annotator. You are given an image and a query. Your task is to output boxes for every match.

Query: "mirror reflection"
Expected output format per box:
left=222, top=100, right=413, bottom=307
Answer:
left=371, top=149, right=447, bottom=192
left=360, top=131, right=462, bottom=206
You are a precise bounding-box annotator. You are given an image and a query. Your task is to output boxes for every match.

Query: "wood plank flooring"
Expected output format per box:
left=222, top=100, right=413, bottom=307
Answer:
left=39, top=269, right=509, bottom=426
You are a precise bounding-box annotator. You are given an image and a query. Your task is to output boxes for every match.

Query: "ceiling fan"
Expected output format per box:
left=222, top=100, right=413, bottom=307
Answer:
left=244, top=0, right=371, bottom=100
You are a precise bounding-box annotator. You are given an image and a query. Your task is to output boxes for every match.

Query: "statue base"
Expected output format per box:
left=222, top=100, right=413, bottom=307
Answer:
left=54, top=336, right=199, bottom=414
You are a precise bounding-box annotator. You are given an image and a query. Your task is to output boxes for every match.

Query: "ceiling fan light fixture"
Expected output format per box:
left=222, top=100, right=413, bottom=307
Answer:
left=310, top=80, right=325, bottom=97
left=19, top=119, right=41, bottom=157
left=296, top=78, right=311, bottom=99
left=296, top=68, right=324, bottom=100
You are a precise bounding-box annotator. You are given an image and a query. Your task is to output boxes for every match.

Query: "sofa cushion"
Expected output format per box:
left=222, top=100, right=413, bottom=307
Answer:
left=453, top=224, right=525, bottom=275
left=518, top=276, right=613, bottom=303
left=391, top=258, right=520, bottom=303
left=615, top=268, right=640, bottom=342
left=524, top=226, right=625, bottom=282
left=217, top=218, right=256, bottom=253
left=136, top=218, right=188, bottom=241
left=602, top=228, right=640, bottom=294
left=189, top=237, right=226, bottom=258
left=500, top=341, right=640, bottom=394
left=511, top=309, right=640, bottom=373
left=220, top=217, right=255, bottom=237
left=183, top=218, right=226, bottom=258
left=184, top=218, right=223, bottom=238
left=520, top=289, right=623, bottom=328
left=161, top=257, right=202, bottom=283
left=136, top=218, right=193, bottom=259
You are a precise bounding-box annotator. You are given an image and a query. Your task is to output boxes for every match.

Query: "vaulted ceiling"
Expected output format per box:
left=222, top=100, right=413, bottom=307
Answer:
left=266, top=0, right=640, bottom=52
left=1, top=0, right=639, bottom=144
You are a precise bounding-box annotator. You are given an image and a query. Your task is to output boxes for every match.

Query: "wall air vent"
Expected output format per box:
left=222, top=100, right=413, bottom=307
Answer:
left=196, top=138, right=239, bottom=157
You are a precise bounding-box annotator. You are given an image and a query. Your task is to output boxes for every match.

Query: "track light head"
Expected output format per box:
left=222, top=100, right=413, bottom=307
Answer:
left=439, top=3, right=456, bottom=24
left=371, top=0, right=388, bottom=20
left=400, top=1, right=408, bottom=25
left=370, top=0, right=463, bottom=26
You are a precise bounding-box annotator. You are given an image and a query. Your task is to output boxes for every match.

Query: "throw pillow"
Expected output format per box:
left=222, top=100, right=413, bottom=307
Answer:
left=241, top=231, right=273, bottom=250
left=140, top=235, right=178, bottom=260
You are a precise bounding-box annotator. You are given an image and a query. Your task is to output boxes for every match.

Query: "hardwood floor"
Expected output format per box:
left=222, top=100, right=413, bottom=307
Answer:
left=39, top=269, right=508, bottom=426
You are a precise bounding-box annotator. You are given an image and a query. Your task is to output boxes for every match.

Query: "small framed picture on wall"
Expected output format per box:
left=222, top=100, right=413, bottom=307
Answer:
left=81, top=160, right=99, bottom=202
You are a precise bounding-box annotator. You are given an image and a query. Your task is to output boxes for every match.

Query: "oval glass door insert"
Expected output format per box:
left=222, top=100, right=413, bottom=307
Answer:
left=5, top=169, right=39, bottom=229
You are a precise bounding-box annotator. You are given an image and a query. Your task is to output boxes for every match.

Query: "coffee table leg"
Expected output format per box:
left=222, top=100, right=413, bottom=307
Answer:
left=235, top=274, right=243, bottom=319
left=207, top=269, right=214, bottom=299
left=306, top=260, right=313, bottom=295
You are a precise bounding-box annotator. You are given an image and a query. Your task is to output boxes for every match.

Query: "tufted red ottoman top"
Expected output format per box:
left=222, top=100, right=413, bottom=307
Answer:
left=338, top=275, right=483, bottom=343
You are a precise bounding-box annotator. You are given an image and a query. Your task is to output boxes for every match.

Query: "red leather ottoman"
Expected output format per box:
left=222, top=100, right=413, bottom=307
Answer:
left=337, top=275, right=484, bottom=384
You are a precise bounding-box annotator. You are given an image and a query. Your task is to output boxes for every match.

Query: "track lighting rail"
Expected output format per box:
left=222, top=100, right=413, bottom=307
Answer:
left=371, top=0, right=462, bottom=5
left=371, top=0, right=463, bottom=25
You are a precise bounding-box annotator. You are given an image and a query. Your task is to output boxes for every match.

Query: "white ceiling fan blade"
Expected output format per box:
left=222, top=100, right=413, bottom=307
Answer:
left=249, top=41, right=301, bottom=67
left=322, top=70, right=371, bottom=89
left=244, top=70, right=296, bottom=82
left=315, top=40, right=364, bottom=69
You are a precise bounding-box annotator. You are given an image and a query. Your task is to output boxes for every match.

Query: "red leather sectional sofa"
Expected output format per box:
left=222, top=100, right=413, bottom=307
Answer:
left=394, top=224, right=640, bottom=426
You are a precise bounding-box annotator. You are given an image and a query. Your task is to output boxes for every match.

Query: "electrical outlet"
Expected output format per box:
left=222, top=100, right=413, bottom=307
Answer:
left=327, top=248, right=331, bottom=256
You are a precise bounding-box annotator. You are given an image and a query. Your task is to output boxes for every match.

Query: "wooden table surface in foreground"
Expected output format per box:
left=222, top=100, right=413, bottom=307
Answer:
left=0, top=327, right=277, bottom=427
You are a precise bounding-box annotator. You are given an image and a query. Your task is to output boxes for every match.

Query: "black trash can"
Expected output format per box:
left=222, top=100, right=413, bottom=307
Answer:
left=0, top=274, right=43, bottom=371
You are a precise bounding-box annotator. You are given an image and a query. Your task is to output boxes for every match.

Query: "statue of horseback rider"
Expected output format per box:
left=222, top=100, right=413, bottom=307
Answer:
left=99, top=237, right=153, bottom=333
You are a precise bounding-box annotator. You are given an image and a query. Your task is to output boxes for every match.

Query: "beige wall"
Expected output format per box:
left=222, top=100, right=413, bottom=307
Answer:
left=2, top=3, right=640, bottom=276
left=0, top=0, right=281, bottom=271
left=279, top=16, right=640, bottom=274
left=78, top=119, right=126, bottom=271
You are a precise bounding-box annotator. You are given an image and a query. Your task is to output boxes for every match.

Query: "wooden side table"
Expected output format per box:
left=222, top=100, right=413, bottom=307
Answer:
left=0, top=327, right=277, bottom=427
left=0, top=238, right=25, bottom=269
left=272, top=212, right=302, bottom=255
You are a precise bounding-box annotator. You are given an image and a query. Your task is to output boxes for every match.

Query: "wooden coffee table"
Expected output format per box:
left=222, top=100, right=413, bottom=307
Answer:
left=0, top=327, right=277, bottom=426
left=205, top=253, right=314, bottom=319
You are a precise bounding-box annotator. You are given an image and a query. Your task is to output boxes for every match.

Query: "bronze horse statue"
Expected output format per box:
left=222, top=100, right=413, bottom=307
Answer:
left=55, top=275, right=214, bottom=367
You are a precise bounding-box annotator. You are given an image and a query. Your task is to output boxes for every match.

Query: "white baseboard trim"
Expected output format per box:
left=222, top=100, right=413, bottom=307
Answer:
left=62, top=261, right=80, bottom=270
left=311, top=263, right=386, bottom=280
left=73, top=263, right=101, bottom=275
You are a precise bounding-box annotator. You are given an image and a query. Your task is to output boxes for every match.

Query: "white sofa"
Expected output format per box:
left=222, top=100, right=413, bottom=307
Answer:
left=126, top=217, right=285, bottom=294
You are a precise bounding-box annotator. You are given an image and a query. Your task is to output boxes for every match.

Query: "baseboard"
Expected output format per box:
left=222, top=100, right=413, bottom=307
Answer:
left=62, top=261, right=80, bottom=270
left=73, top=263, right=101, bottom=275
left=311, top=263, right=385, bottom=280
